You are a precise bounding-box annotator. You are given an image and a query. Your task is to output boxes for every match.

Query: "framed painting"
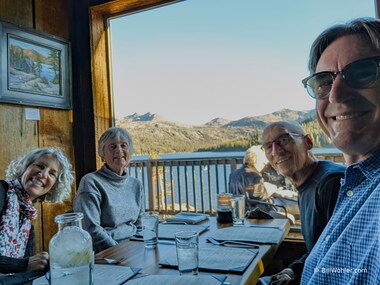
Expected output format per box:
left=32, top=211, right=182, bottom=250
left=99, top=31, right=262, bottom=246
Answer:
left=0, top=21, right=72, bottom=109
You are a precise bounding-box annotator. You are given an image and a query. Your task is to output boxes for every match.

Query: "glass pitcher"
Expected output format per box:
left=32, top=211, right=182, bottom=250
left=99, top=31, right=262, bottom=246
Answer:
left=49, top=212, right=94, bottom=285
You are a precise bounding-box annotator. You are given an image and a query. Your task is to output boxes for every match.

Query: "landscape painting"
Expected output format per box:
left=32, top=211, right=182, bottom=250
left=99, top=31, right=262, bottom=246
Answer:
left=9, top=36, right=61, bottom=96
left=0, top=21, right=72, bottom=109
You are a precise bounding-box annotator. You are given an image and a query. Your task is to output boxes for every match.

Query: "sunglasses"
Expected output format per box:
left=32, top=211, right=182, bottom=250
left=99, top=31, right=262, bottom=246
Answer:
left=302, top=56, right=380, bottom=99
left=261, top=133, right=303, bottom=153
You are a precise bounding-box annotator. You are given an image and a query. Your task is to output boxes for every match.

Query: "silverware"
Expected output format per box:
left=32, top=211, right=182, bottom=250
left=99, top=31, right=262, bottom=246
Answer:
left=233, top=224, right=282, bottom=230
left=207, top=236, right=259, bottom=248
left=95, top=257, right=124, bottom=264
left=161, top=221, right=189, bottom=225
left=130, top=236, right=176, bottom=245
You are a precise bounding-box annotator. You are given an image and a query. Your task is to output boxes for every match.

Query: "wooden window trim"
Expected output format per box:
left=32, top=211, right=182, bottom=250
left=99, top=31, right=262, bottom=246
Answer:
left=89, top=0, right=183, bottom=168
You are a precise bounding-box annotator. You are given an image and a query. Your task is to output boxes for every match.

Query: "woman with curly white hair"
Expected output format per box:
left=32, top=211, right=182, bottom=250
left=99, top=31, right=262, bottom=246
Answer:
left=0, top=147, right=74, bottom=275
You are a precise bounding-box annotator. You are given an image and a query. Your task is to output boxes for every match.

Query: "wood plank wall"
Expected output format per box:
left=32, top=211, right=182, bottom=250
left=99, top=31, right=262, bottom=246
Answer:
left=0, top=0, right=75, bottom=252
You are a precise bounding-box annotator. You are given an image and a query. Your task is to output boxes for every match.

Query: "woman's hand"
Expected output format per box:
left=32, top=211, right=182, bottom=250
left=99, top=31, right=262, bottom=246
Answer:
left=26, top=251, right=49, bottom=273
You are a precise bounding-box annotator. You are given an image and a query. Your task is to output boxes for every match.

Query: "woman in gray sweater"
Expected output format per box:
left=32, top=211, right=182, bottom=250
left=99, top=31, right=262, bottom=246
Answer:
left=73, top=127, right=145, bottom=253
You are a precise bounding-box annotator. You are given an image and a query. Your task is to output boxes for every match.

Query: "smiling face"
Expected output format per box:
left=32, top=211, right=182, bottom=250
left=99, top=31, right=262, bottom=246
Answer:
left=316, top=35, right=380, bottom=163
left=262, top=125, right=313, bottom=185
left=21, top=154, right=60, bottom=201
left=102, top=138, right=130, bottom=175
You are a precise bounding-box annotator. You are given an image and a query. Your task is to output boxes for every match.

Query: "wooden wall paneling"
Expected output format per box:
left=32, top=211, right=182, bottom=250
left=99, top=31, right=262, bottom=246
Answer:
left=32, top=202, right=43, bottom=254
left=0, top=106, right=39, bottom=176
left=89, top=7, right=113, bottom=169
left=34, top=0, right=71, bottom=39
left=71, top=0, right=97, bottom=184
left=34, top=0, right=75, bottom=251
left=38, top=110, right=75, bottom=250
left=0, top=0, right=43, bottom=251
left=0, top=0, right=33, bottom=27
left=0, top=0, right=37, bottom=174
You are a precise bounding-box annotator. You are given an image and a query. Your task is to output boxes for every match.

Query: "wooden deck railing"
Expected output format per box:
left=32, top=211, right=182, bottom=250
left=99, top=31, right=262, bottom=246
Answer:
left=127, top=149, right=344, bottom=215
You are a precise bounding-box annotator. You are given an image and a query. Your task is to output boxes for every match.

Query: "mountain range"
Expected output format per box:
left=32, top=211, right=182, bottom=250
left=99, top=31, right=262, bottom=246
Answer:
left=117, top=108, right=326, bottom=155
left=122, top=108, right=316, bottom=127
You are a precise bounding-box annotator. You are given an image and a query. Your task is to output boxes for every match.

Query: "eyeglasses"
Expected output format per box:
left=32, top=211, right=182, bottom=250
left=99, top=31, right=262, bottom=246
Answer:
left=261, top=133, right=303, bottom=153
left=302, top=56, right=380, bottom=100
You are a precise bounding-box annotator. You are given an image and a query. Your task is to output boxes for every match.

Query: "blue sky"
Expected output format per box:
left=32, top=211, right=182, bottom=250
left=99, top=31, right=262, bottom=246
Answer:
left=110, top=0, right=375, bottom=125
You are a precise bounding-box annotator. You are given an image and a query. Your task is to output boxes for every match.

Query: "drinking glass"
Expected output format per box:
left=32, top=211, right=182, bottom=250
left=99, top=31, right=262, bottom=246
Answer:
left=231, top=194, right=245, bottom=225
left=216, top=193, right=233, bottom=223
left=175, top=231, right=199, bottom=275
left=141, top=211, right=159, bottom=249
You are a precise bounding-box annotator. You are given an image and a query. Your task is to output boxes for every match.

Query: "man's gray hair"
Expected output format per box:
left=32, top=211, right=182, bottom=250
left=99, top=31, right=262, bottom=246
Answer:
left=308, top=17, right=380, bottom=73
left=263, top=121, right=306, bottom=139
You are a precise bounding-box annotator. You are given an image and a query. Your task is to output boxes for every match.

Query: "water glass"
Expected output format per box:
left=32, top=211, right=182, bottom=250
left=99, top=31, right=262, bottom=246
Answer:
left=231, top=195, right=245, bottom=225
left=141, top=211, right=159, bottom=249
left=175, top=231, right=199, bottom=275
left=216, top=193, right=233, bottom=223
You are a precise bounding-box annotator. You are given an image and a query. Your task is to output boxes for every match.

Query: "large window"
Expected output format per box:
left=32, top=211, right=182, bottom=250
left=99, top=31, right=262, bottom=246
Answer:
left=105, top=0, right=375, bottom=220
left=110, top=0, right=375, bottom=124
left=110, top=0, right=375, bottom=155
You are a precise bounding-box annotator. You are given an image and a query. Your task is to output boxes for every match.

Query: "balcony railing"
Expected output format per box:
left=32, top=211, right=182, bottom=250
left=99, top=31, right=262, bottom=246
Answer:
left=127, top=149, right=343, bottom=215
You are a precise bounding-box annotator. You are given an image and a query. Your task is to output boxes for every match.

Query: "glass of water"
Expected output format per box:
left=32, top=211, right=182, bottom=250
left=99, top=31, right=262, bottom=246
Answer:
left=175, top=231, right=199, bottom=275
left=141, top=211, right=159, bottom=249
left=231, top=194, right=245, bottom=225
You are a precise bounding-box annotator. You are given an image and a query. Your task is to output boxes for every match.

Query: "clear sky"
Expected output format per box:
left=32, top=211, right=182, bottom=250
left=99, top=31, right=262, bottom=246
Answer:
left=110, top=0, right=375, bottom=125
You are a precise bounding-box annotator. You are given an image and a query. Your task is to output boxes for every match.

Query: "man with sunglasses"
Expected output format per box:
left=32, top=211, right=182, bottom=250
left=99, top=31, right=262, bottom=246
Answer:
left=301, top=18, right=380, bottom=284
left=258, top=121, right=345, bottom=285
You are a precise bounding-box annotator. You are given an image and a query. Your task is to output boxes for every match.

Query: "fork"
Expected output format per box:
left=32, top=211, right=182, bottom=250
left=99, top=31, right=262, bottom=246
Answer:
left=207, top=236, right=259, bottom=248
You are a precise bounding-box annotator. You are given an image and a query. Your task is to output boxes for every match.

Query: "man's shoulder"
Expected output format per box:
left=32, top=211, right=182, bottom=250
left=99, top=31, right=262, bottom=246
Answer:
left=301, top=161, right=345, bottom=190
left=316, top=160, right=346, bottom=177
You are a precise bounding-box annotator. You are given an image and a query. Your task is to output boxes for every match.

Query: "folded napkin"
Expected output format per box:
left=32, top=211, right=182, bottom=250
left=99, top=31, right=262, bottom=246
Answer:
left=211, top=225, right=283, bottom=244
left=159, top=246, right=258, bottom=273
left=125, top=274, right=227, bottom=285
left=165, top=212, right=209, bottom=224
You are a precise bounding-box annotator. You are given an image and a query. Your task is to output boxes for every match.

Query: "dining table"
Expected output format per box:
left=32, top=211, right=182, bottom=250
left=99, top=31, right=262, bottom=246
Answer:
left=95, top=216, right=290, bottom=285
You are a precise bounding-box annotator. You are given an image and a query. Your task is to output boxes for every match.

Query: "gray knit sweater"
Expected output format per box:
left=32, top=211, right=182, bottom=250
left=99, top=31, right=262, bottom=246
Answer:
left=73, top=165, right=145, bottom=253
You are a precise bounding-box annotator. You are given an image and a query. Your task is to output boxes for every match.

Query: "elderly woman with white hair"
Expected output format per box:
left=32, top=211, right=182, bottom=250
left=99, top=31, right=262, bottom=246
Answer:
left=0, top=147, right=74, bottom=274
left=73, top=127, right=145, bottom=253
left=228, top=146, right=271, bottom=206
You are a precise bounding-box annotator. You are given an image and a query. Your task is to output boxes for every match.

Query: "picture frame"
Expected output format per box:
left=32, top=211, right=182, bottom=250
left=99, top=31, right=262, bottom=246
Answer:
left=0, top=21, right=72, bottom=109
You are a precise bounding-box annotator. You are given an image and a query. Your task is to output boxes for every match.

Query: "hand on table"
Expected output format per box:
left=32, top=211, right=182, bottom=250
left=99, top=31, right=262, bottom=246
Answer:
left=27, top=251, right=49, bottom=273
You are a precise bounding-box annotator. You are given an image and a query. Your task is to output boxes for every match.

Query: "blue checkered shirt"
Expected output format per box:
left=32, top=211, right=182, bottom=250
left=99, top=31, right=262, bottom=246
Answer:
left=301, top=149, right=380, bottom=285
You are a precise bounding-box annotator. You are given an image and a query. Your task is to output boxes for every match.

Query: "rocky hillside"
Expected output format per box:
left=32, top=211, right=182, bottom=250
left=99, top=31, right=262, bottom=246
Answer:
left=116, top=108, right=328, bottom=155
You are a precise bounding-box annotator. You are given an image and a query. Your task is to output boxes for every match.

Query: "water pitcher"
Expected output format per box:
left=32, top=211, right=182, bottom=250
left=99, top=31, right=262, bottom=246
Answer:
left=49, top=212, right=94, bottom=285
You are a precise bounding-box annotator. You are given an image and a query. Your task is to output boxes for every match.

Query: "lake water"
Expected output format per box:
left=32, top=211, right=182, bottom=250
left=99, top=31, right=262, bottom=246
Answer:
left=40, top=63, right=56, bottom=81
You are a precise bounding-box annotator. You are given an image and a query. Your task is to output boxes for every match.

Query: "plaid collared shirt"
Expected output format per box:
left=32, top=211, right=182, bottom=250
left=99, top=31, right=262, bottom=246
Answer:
left=302, top=149, right=380, bottom=285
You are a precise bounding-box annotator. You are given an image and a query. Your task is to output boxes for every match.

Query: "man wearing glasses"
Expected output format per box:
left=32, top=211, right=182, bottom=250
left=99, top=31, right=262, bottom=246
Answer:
left=258, top=121, right=345, bottom=285
left=301, top=18, right=380, bottom=284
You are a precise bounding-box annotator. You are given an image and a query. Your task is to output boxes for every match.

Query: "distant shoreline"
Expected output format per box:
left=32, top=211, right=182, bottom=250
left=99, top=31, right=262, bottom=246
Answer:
left=131, top=147, right=342, bottom=161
